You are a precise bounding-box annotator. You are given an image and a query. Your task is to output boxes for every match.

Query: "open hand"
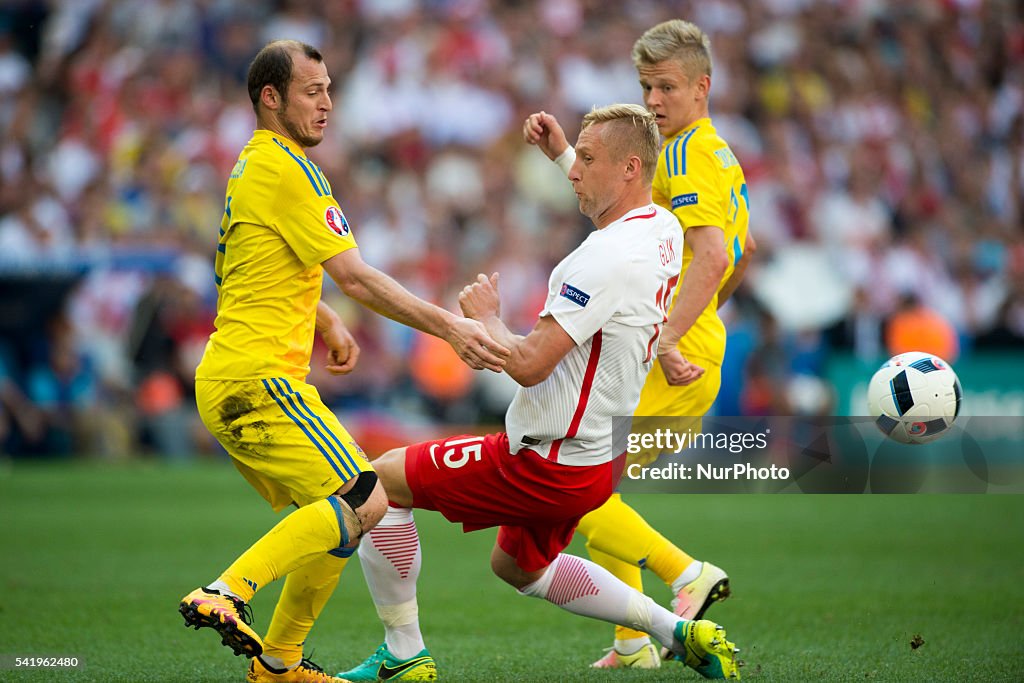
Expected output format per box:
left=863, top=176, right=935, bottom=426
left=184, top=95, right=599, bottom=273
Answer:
left=446, top=316, right=509, bottom=372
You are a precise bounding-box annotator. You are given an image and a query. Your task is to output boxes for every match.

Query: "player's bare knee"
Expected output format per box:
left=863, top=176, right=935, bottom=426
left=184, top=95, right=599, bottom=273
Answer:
left=372, top=447, right=414, bottom=507
left=360, top=478, right=388, bottom=530
left=489, top=552, right=518, bottom=586
left=490, top=549, right=541, bottom=590
left=332, top=471, right=385, bottom=545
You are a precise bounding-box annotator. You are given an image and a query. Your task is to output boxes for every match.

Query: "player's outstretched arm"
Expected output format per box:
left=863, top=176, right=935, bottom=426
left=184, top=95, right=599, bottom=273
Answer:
left=522, top=111, right=570, bottom=162
left=323, top=249, right=509, bottom=372
left=717, top=231, right=756, bottom=308
left=459, top=273, right=575, bottom=387
left=316, top=300, right=360, bottom=375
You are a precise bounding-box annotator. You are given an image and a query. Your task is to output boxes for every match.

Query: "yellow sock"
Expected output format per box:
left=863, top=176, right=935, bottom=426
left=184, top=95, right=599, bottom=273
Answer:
left=262, top=553, right=348, bottom=666
left=579, top=493, right=695, bottom=589
left=218, top=497, right=344, bottom=603
left=644, top=534, right=695, bottom=589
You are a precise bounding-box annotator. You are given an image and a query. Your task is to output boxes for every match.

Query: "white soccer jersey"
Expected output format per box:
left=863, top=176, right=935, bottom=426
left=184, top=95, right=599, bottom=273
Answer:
left=506, top=204, right=683, bottom=466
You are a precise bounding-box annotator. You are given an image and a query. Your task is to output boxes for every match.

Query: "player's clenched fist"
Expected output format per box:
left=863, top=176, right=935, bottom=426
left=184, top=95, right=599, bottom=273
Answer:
left=449, top=274, right=509, bottom=372
left=459, top=272, right=501, bottom=321
left=323, top=323, right=360, bottom=375
left=522, top=111, right=569, bottom=161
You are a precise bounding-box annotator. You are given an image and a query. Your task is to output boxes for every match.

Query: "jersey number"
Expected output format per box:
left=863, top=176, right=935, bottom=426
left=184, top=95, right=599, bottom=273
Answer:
left=429, top=437, right=485, bottom=470
left=644, top=274, right=680, bottom=362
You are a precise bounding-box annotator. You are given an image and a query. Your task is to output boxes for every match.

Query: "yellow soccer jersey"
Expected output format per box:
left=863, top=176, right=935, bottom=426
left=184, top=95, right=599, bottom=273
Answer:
left=196, top=130, right=357, bottom=381
left=652, top=117, right=749, bottom=367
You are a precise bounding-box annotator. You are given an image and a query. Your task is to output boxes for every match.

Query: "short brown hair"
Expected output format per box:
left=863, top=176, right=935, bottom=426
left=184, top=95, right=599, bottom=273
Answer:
left=247, top=39, right=323, bottom=112
left=631, top=19, right=712, bottom=80
left=581, top=103, right=660, bottom=185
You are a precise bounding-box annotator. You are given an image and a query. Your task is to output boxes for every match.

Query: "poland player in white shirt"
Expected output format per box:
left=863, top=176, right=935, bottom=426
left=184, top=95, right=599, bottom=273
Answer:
left=504, top=200, right=681, bottom=467
left=338, top=103, right=740, bottom=682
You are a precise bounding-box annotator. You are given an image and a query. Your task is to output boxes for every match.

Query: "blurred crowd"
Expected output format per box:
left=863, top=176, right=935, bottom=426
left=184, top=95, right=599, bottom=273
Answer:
left=0, top=0, right=1021, bottom=458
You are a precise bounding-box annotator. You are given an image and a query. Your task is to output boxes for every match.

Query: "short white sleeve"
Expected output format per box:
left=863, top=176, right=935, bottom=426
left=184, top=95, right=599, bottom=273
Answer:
left=542, top=242, right=626, bottom=345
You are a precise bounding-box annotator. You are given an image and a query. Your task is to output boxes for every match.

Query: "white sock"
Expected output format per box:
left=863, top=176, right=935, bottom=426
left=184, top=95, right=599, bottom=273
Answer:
left=615, top=636, right=652, bottom=655
left=205, top=580, right=242, bottom=602
left=671, top=560, right=703, bottom=594
left=358, top=506, right=425, bottom=660
left=519, top=554, right=682, bottom=656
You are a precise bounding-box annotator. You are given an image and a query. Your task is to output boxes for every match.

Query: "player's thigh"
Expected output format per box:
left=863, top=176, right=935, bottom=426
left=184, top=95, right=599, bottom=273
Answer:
left=403, top=432, right=508, bottom=514
left=196, top=378, right=372, bottom=510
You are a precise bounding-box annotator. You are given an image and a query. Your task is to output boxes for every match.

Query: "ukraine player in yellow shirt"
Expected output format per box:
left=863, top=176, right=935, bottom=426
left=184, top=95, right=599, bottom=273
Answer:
left=178, top=40, right=507, bottom=683
left=524, top=19, right=755, bottom=670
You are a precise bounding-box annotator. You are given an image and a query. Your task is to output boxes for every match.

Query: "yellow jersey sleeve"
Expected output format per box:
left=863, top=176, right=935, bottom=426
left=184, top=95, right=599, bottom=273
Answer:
left=662, top=133, right=730, bottom=230
left=274, top=196, right=357, bottom=267
left=268, top=148, right=357, bottom=267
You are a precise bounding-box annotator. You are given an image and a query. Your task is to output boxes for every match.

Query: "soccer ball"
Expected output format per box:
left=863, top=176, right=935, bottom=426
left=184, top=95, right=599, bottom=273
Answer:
left=866, top=351, right=962, bottom=444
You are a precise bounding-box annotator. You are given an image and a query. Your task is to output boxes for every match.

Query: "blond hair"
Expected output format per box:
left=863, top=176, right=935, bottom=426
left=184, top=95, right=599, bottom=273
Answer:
left=581, top=103, right=660, bottom=184
left=631, top=19, right=712, bottom=79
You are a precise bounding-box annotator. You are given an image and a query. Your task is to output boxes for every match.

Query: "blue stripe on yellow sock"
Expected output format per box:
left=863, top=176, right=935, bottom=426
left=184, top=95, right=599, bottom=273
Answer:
left=326, top=495, right=351, bottom=549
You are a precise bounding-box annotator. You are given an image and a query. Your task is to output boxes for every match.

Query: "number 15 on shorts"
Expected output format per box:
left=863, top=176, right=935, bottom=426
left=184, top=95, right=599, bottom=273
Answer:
left=429, top=437, right=484, bottom=470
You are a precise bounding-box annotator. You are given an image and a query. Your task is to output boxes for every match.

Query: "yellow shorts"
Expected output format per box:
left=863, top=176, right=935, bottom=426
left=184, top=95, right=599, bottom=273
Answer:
left=629, top=359, right=722, bottom=466
left=196, top=377, right=372, bottom=511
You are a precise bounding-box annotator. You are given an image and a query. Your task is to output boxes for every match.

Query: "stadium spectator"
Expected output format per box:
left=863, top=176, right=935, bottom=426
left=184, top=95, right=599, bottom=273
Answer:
left=885, top=292, right=961, bottom=363
left=0, top=0, right=1019, bottom=457
left=127, top=271, right=212, bottom=461
left=23, top=313, right=100, bottom=456
left=0, top=342, right=43, bottom=455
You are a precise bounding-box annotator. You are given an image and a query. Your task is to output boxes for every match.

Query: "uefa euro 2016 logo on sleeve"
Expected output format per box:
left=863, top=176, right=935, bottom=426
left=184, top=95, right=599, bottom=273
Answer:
left=560, top=283, right=590, bottom=307
left=325, top=206, right=350, bottom=237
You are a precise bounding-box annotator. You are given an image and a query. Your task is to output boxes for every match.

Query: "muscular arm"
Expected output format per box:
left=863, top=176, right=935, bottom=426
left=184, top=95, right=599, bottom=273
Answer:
left=323, top=249, right=509, bottom=372
left=660, top=225, right=729, bottom=347
left=459, top=273, right=576, bottom=387
left=479, top=315, right=576, bottom=387
left=717, top=232, right=757, bottom=308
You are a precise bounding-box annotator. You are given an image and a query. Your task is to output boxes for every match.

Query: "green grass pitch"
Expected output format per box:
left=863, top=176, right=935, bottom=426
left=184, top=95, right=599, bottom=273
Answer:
left=1, top=461, right=1022, bottom=682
